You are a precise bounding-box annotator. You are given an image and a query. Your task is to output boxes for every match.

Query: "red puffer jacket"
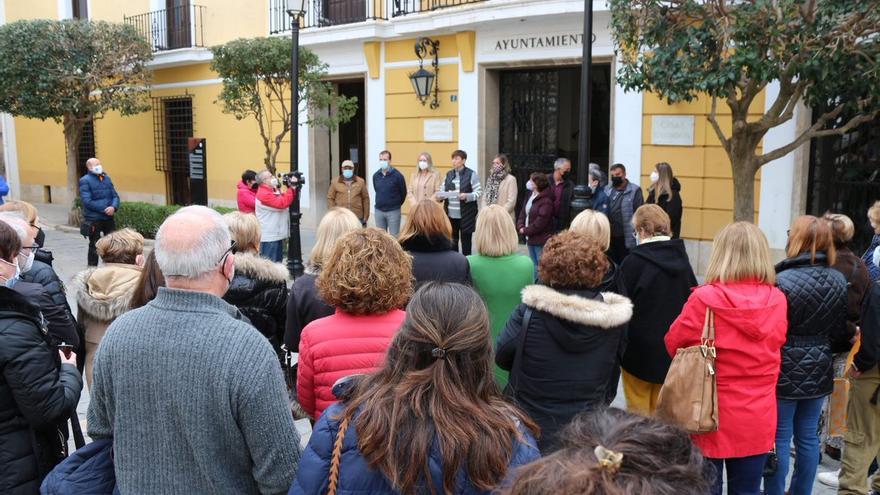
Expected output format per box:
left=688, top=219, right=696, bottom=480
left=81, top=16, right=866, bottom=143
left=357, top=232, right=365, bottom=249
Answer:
left=297, top=309, right=406, bottom=419
left=665, top=281, right=787, bottom=459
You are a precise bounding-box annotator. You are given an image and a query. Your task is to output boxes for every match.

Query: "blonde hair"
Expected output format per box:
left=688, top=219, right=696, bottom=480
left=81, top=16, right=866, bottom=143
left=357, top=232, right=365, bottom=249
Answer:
left=418, top=151, right=434, bottom=172
left=96, top=228, right=145, bottom=265
left=648, top=162, right=675, bottom=199
left=869, top=201, right=880, bottom=228
left=474, top=205, right=519, bottom=257
left=223, top=211, right=261, bottom=254
left=632, top=204, right=671, bottom=237
left=786, top=215, right=836, bottom=265
left=398, top=200, right=452, bottom=244
left=569, top=210, right=611, bottom=251
left=823, top=213, right=855, bottom=248
left=705, top=222, right=776, bottom=285
left=0, top=200, right=38, bottom=225
left=308, top=208, right=362, bottom=270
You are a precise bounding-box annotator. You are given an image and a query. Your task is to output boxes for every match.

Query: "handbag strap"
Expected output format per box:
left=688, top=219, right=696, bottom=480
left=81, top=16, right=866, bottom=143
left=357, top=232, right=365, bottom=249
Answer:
left=326, top=414, right=351, bottom=495
left=700, top=308, right=716, bottom=345
left=509, top=307, right=534, bottom=390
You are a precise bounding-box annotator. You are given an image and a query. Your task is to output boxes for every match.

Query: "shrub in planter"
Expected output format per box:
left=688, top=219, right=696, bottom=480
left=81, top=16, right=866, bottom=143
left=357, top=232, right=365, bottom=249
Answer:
left=114, top=202, right=181, bottom=239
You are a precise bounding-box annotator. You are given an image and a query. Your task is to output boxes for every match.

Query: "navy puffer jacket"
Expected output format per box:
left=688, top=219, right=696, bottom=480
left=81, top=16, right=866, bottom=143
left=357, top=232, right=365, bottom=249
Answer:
left=290, top=403, right=540, bottom=495
left=79, top=173, right=120, bottom=222
left=775, top=253, right=848, bottom=399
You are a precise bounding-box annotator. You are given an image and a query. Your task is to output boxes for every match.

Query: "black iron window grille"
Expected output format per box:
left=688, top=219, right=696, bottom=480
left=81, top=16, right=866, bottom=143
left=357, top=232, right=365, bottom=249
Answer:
left=392, top=0, right=487, bottom=17
left=152, top=96, right=195, bottom=174
left=69, top=119, right=97, bottom=179
left=269, top=0, right=386, bottom=34
left=125, top=4, right=206, bottom=52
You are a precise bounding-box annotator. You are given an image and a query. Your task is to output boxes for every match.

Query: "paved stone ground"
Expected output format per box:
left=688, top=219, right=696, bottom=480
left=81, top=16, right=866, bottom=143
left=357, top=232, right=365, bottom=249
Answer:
left=35, top=202, right=846, bottom=493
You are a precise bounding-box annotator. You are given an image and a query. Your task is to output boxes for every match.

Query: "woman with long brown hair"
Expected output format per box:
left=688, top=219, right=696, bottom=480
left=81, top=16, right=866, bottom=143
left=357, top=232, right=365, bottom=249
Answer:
left=291, top=282, right=539, bottom=495
left=399, top=199, right=470, bottom=285
left=646, top=162, right=683, bottom=238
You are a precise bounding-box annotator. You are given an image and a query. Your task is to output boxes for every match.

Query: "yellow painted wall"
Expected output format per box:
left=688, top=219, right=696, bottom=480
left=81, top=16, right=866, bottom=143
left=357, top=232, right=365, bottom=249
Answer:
left=201, top=0, right=267, bottom=47
left=385, top=36, right=462, bottom=209
left=14, top=118, right=66, bottom=187
left=640, top=92, right=765, bottom=241
left=5, top=1, right=57, bottom=21
left=91, top=0, right=150, bottom=22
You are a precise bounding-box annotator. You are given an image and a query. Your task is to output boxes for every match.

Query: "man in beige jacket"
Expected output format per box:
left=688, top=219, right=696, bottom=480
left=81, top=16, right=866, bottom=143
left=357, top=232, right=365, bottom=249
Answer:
left=327, top=160, right=370, bottom=225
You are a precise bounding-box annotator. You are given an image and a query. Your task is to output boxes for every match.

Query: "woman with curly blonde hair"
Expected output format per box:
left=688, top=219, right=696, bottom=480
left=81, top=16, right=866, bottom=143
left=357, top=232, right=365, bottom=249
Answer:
left=297, top=227, right=413, bottom=419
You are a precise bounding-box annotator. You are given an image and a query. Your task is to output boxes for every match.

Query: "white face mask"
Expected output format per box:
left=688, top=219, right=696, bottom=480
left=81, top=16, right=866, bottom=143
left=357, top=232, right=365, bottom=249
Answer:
left=418, top=160, right=429, bottom=170
left=650, top=171, right=660, bottom=183
left=873, top=246, right=880, bottom=268
left=91, top=165, right=104, bottom=175
left=18, top=249, right=35, bottom=274
left=270, top=178, right=279, bottom=187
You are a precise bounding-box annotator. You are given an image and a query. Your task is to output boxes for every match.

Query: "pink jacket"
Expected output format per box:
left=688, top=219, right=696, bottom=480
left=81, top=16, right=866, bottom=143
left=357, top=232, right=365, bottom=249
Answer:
left=665, top=282, right=787, bottom=459
left=297, top=309, right=406, bottom=419
left=236, top=181, right=256, bottom=213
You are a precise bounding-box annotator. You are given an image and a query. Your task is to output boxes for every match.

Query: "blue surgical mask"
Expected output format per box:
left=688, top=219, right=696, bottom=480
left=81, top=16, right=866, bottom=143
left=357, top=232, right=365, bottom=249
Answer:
left=342, top=169, right=354, bottom=179
left=91, top=165, right=103, bottom=175
left=379, top=160, right=389, bottom=170
left=1, top=258, right=20, bottom=288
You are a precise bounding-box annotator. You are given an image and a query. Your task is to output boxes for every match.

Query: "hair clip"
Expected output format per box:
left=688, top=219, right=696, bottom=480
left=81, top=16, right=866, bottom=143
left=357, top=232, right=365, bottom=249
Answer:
left=594, top=445, right=623, bottom=474
left=431, top=347, right=447, bottom=360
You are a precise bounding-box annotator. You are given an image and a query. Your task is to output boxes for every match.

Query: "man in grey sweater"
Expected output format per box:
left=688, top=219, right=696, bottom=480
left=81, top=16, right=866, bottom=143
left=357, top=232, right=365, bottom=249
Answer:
left=87, top=206, right=301, bottom=494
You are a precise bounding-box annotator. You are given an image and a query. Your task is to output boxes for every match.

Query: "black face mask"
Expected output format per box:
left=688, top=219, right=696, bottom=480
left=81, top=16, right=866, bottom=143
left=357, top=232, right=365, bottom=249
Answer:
left=562, top=171, right=571, bottom=181
left=34, top=227, right=45, bottom=248
left=611, top=176, right=624, bottom=187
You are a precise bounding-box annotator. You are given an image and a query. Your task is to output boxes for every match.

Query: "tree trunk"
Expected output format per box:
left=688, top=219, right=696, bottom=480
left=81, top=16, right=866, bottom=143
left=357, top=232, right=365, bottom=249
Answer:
left=62, top=115, right=83, bottom=203
left=730, top=154, right=758, bottom=222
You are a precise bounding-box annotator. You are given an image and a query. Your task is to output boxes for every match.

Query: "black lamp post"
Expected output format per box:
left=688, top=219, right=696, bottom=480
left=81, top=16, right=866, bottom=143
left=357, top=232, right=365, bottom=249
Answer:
left=569, top=0, right=594, bottom=220
left=286, top=0, right=306, bottom=278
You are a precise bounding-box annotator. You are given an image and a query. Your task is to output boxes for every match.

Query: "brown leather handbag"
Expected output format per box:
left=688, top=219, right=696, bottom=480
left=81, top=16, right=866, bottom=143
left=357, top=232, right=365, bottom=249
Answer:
left=655, top=309, right=719, bottom=433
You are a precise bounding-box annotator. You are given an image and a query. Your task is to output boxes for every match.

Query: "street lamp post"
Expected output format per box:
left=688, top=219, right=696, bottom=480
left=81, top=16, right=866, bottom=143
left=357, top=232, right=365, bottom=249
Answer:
left=569, top=0, right=594, bottom=220
left=286, top=3, right=306, bottom=278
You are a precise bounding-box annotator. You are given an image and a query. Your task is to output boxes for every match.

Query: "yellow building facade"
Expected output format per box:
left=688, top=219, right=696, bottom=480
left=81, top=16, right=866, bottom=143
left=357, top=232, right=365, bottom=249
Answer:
left=2, top=0, right=828, bottom=268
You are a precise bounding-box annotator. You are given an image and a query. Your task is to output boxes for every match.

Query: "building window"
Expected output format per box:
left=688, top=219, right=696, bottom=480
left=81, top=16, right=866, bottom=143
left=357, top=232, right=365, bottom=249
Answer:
left=76, top=120, right=97, bottom=179
left=71, top=0, right=88, bottom=19
left=152, top=96, right=195, bottom=205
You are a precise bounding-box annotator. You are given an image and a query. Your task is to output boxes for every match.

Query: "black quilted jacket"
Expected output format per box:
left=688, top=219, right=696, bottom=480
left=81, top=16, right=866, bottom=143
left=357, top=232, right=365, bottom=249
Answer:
left=775, top=253, right=848, bottom=399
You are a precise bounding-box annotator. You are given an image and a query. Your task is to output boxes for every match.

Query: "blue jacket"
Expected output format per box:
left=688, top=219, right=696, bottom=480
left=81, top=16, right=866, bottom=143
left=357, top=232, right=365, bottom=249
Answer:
left=40, top=439, right=119, bottom=495
left=373, top=167, right=407, bottom=212
left=0, top=176, right=8, bottom=205
left=79, top=173, right=120, bottom=221
left=290, top=403, right=540, bottom=495
left=590, top=185, right=610, bottom=215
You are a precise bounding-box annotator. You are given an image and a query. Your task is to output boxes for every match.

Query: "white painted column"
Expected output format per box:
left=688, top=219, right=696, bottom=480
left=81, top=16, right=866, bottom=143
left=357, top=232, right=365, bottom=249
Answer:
left=458, top=65, right=479, bottom=162
left=758, top=80, right=798, bottom=250
left=611, top=57, right=643, bottom=178
left=297, top=98, right=311, bottom=207
left=364, top=47, right=386, bottom=220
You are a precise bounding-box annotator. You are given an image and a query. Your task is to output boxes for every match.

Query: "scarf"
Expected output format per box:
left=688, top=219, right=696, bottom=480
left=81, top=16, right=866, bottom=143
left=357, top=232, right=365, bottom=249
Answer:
left=485, top=168, right=508, bottom=206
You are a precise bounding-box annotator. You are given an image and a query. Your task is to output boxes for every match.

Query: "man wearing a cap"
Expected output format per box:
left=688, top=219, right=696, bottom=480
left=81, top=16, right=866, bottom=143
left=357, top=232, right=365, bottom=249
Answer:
left=327, top=160, right=370, bottom=226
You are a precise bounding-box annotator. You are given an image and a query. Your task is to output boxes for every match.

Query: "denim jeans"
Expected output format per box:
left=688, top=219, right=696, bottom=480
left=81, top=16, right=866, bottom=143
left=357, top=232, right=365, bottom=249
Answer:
left=764, top=396, right=827, bottom=495
left=528, top=244, right=543, bottom=281
left=260, top=240, right=283, bottom=263
left=374, top=208, right=401, bottom=237
left=707, top=454, right=768, bottom=495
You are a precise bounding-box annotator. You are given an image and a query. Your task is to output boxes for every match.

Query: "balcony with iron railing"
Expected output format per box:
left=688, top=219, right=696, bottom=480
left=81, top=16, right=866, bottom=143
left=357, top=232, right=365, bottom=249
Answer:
left=124, top=4, right=206, bottom=52
left=391, top=0, right=488, bottom=17
left=269, top=0, right=387, bottom=34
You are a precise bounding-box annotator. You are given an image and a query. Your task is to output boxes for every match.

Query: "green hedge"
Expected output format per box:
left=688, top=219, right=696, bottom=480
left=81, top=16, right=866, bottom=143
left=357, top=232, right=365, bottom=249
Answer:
left=76, top=201, right=237, bottom=239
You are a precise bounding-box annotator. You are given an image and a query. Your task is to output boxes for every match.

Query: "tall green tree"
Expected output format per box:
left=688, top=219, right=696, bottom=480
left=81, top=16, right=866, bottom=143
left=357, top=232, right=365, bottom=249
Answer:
left=610, top=0, right=880, bottom=221
left=0, top=19, right=153, bottom=193
left=211, top=37, right=358, bottom=174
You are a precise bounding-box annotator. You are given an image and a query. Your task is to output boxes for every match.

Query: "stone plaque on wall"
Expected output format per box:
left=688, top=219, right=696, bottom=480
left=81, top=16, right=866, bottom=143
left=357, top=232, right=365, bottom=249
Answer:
left=424, top=119, right=454, bottom=142
left=651, top=115, right=695, bottom=146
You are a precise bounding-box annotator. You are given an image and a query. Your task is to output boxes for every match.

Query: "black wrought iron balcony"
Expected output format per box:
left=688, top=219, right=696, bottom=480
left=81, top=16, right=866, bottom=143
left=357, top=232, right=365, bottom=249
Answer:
left=392, top=0, right=488, bottom=17
left=269, top=0, right=387, bottom=34
left=124, top=4, right=206, bottom=52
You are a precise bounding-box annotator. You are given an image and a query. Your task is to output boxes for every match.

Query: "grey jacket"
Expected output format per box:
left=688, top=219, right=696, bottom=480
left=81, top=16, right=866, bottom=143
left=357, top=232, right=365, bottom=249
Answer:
left=605, top=181, right=644, bottom=249
left=87, top=287, right=301, bottom=494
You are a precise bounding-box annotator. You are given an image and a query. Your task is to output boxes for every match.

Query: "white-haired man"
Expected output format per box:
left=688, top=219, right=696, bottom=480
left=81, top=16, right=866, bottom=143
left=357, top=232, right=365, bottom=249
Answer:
left=79, top=158, right=120, bottom=266
left=551, top=157, right=573, bottom=231
left=87, top=206, right=301, bottom=494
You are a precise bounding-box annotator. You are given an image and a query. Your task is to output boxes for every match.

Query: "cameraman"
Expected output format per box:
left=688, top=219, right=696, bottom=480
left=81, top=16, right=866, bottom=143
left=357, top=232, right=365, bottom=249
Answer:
left=255, top=169, right=297, bottom=262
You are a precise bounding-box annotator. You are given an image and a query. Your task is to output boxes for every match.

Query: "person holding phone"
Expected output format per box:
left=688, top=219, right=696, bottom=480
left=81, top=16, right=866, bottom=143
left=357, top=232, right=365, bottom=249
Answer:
left=0, top=220, right=82, bottom=493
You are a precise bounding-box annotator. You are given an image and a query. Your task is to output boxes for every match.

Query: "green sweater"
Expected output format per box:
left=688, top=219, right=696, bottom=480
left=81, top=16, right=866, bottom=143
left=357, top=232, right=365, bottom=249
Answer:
left=87, top=287, right=301, bottom=494
left=467, top=254, right=535, bottom=386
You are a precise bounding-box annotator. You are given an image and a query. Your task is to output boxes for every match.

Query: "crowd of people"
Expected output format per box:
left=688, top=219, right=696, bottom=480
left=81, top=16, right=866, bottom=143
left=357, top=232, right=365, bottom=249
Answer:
left=0, top=155, right=879, bottom=495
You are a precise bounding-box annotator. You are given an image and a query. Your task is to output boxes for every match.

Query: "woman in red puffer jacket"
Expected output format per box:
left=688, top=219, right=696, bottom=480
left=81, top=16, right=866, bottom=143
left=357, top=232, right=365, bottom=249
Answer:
left=665, top=222, right=788, bottom=495
left=297, top=228, right=413, bottom=420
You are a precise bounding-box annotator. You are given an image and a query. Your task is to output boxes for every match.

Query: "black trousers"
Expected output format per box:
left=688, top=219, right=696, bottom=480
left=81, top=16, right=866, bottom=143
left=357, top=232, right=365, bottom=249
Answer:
left=609, top=235, right=629, bottom=265
left=450, top=218, right=472, bottom=256
left=86, top=218, right=116, bottom=266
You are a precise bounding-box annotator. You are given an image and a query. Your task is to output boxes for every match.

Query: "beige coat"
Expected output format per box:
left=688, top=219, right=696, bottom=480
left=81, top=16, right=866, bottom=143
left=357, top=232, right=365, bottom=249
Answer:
left=70, top=263, right=142, bottom=387
left=327, top=176, right=370, bottom=221
left=480, top=173, right=518, bottom=222
left=407, top=170, right=442, bottom=206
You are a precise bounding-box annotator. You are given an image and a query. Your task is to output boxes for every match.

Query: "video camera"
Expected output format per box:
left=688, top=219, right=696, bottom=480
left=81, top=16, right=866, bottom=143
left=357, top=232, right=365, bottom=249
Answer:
left=276, top=170, right=305, bottom=188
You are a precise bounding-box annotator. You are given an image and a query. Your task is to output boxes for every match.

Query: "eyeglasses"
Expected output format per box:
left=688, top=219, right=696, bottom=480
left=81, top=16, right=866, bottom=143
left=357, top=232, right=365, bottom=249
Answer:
left=20, top=244, right=40, bottom=254
left=218, top=240, right=236, bottom=265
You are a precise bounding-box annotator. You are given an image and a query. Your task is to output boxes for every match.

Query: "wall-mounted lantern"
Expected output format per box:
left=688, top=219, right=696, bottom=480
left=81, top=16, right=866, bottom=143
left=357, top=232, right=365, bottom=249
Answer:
left=409, top=37, right=440, bottom=109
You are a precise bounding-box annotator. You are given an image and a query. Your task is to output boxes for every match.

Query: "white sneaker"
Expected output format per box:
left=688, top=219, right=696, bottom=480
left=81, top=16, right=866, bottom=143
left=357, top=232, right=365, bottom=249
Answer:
left=817, top=470, right=840, bottom=488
